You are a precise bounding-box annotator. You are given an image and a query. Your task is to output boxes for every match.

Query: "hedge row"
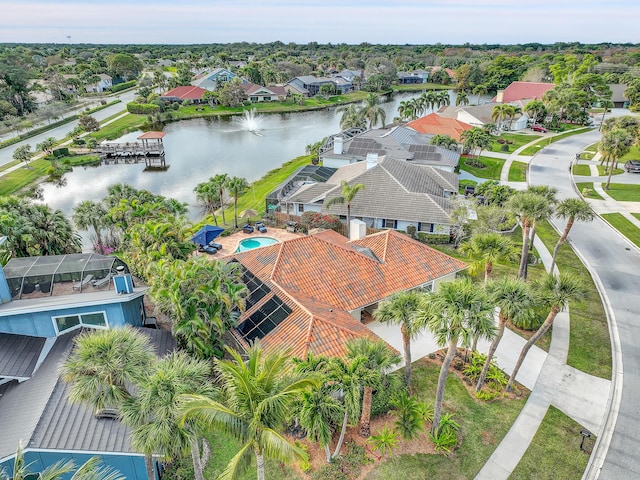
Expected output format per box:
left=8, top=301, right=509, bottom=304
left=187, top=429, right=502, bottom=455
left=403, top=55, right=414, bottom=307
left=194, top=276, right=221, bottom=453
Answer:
left=126, top=102, right=160, bottom=114
left=110, top=80, right=137, bottom=93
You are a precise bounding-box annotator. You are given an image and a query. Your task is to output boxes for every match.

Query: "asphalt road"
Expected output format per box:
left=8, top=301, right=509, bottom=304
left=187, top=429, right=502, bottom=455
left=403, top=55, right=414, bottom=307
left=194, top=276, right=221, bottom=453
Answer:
left=529, top=128, right=640, bottom=479
left=0, top=89, right=137, bottom=167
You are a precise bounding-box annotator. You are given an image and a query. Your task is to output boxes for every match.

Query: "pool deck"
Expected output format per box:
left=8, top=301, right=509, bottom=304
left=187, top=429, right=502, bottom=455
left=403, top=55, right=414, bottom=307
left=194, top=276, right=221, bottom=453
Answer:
left=196, top=227, right=304, bottom=258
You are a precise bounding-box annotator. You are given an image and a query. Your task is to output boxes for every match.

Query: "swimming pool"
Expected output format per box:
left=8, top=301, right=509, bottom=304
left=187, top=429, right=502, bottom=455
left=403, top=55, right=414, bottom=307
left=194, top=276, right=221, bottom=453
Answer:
left=235, top=237, right=279, bottom=252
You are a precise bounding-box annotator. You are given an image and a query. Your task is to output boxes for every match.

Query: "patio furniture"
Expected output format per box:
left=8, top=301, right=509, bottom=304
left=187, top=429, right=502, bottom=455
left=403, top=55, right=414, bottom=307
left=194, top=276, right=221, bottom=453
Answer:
left=208, top=241, right=223, bottom=250
left=286, top=221, right=297, bottom=233
left=198, top=244, right=217, bottom=255
left=73, top=274, right=94, bottom=290
left=92, top=274, right=111, bottom=289
left=242, top=225, right=254, bottom=234
left=256, top=222, right=267, bottom=233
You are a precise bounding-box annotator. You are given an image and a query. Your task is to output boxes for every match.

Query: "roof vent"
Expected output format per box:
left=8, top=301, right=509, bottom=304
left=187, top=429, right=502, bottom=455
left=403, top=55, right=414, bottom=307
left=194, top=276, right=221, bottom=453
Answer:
left=94, top=408, right=120, bottom=419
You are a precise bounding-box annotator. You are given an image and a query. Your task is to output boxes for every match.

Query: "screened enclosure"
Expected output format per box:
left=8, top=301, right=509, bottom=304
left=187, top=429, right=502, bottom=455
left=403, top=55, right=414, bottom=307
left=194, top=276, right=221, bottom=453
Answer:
left=3, top=253, right=129, bottom=299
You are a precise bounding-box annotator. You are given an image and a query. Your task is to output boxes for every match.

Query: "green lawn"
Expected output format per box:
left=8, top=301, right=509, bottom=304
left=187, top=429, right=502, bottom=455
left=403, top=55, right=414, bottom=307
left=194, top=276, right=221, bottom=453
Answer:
left=216, top=154, right=314, bottom=224
left=92, top=114, right=146, bottom=141
left=365, top=360, right=527, bottom=480
left=596, top=166, right=624, bottom=176
left=509, top=407, right=592, bottom=480
left=489, top=133, right=540, bottom=154
left=634, top=213, right=640, bottom=221
left=601, top=183, right=640, bottom=202
left=575, top=182, right=604, bottom=200
left=508, top=161, right=528, bottom=182
left=620, top=145, right=640, bottom=162
left=392, top=84, right=450, bottom=92
left=520, top=128, right=591, bottom=156
left=572, top=164, right=591, bottom=176
left=459, top=156, right=505, bottom=180
left=536, top=220, right=611, bottom=378
left=602, top=213, right=640, bottom=248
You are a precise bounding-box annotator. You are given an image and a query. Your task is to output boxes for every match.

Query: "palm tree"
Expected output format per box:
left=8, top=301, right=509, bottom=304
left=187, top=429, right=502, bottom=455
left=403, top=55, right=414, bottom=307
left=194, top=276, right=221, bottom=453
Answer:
left=72, top=200, right=108, bottom=252
left=226, top=176, right=249, bottom=228
left=506, top=273, right=587, bottom=391
left=345, top=337, right=401, bottom=437
left=180, top=342, right=318, bottom=480
left=459, top=232, right=518, bottom=283
left=507, top=192, right=554, bottom=280
left=37, top=136, right=57, bottom=155
left=455, top=90, right=469, bottom=106
left=325, top=355, right=375, bottom=459
left=550, top=198, right=594, bottom=272
left=120, top=352, right=214, bottom=480
left=297, top=387, right=342, bottom=463
left=194, top=181, right=220, bottom=225
left=61, top=327, right=156, bottom=479
left=492, top=104, right=510, bottom=132
left=361, top=92, right=386, bottom=128
left=31, top=206, right=82, bottom=256
left=373, top=291, right=424, bottom=388
left=525, top=100, right=547, bottom=126
left=0, top=444, right=124, bottom=480
left=472, top=84, right=488, bottom=105
left=336, top=103, right=366, bottom=130
left=600, top=128, right=633, bottom=189
left=210, top=174, right=229, bottom=226
left=419, top=278, right=495, bottom=433
left=526, top=186, right=558, bottom=252
left=476, top=277, right=535, bottom=393
left=324, top=180, right=365, bottom=226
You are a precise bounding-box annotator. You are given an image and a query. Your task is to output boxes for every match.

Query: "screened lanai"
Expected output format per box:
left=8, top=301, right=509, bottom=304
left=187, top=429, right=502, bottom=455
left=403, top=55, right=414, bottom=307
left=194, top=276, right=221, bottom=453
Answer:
left=3, top=253, right=129, bottom=299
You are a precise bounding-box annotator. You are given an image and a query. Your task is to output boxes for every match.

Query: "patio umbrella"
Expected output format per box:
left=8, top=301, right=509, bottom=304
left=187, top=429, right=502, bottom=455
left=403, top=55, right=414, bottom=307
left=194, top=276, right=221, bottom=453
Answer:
left=191, top=225, right=225, bottom=246
left=240, top=209, right=259, bottom=224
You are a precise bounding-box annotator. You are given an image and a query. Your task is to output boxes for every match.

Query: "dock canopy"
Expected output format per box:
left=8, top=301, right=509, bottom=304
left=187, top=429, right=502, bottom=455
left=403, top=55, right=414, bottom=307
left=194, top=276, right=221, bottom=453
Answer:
left=191, top=225, right=224, bottom=246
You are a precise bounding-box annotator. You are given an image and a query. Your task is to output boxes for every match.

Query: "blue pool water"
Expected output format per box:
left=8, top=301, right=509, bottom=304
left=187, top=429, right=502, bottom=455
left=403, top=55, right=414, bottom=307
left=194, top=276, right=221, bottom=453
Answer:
left=235, top=237, right=279, bottom=252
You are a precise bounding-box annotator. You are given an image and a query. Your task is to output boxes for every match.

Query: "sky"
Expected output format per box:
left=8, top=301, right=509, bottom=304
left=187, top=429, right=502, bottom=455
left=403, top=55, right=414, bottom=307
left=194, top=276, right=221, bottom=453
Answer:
left=2, top=0, right=639, bottom=45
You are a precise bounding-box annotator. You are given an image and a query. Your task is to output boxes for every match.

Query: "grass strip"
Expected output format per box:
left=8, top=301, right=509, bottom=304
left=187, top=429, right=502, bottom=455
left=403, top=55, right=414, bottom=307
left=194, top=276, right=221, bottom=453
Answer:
left=509, top=406, right=592, bottom=480
left=520, top=128, right=591, bottom=156
left=601, top=213, right=640, bottom=248
left=572, top=164, right=591, bottom=176
left=600, top=183, right=640, bottom=202
left=508, top=161, right=528, bottom=181
left=536, top=220, right=611, bottom=378
left=596, top=166, right=623, bottom=176
left=575, top=182, right=604, bottom=200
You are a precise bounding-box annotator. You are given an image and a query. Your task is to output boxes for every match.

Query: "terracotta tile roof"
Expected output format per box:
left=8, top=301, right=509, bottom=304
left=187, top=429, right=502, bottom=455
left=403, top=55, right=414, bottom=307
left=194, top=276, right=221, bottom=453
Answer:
left=228, top=229, right=466, bottom=358
left=407, top=113, right=473, bottom=142
left=493, top=81, right=555, bottom=103
left=161, top=86, right=207, bottom=100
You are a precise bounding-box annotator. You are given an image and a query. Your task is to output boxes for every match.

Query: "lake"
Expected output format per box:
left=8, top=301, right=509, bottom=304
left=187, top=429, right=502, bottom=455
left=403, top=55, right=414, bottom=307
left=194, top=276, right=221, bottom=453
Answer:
left=40, top=92, right=466, bottom=216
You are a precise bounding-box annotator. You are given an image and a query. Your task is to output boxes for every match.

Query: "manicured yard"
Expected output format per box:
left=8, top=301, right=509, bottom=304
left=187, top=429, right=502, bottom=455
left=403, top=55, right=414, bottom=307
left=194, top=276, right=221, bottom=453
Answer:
left=92, top=114, right=146, bottom=141
left=572, top=164, right=591, bottom=176
left=620, top=145, right=640, bottom=162
left=602, top=213, right=640, bottom=248
left=536, top=220, right=611, bottom=378
left=510, top=406, right=592, bottom=480
left=459, top=155, right=505, bottom=180
left=601, top=183, right=640, bottom=202
left=575, top=182, right=604, bottom=200
left=508, top=161, right=528, bottom=181
left=596, top=166, right=623, bottom=176
left=488, top=133, right=540, bottom=154
left=365, top=360, right=527, bottom=480
left=392, top=84, right=450, bottom=92
left=634, top=213, right=640, bottom=221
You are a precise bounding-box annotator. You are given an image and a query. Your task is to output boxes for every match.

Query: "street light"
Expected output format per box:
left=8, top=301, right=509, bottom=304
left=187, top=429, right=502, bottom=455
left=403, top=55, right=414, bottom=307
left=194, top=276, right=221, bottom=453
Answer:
left=580, top=429, right=592, bottom=452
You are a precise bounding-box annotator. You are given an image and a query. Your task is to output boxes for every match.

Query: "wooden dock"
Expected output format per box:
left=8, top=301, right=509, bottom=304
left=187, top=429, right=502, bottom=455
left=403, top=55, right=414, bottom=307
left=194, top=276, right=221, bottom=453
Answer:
left=97, top=131, right=168, bottom=169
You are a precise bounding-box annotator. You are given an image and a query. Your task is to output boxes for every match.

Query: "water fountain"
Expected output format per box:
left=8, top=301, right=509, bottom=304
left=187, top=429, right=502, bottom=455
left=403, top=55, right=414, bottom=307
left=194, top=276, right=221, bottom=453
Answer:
left=234, top=108, right=263, bottom=135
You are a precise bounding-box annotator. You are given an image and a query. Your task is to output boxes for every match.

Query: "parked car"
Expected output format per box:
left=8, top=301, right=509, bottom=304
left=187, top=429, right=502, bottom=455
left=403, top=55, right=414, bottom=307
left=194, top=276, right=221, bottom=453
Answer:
left=625, top=160, right=640, bottom=173
left=531, top=124, right=548, bottom=132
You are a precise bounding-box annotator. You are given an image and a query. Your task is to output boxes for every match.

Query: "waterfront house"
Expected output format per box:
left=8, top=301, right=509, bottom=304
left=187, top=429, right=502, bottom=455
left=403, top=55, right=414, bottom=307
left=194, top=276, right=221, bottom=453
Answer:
left=227, top=228, right=466, bottom=359
left=160, top=86, right=207, bottom=103
left=192, top=67, right=238, bottom=91
left=406, top=113, right=473, bottom=142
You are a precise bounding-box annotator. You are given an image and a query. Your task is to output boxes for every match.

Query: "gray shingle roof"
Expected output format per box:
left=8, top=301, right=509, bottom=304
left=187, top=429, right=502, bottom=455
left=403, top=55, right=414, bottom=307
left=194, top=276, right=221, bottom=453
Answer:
left=0, top=328, right=176, bottom=459
left=322, top=158, right=455, bottom=225
left=286, top=183, right=336, bottom=204
left=0, top=333, right=46, bottom=378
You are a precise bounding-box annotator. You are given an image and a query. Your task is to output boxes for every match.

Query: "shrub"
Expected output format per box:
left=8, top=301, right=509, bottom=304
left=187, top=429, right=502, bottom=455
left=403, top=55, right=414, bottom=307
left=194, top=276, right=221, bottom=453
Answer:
left=465, top=158, right=487, bottom=169
left=391, top=391, right=423, bottom=440
left=52, top=147, right=69, bottom=158
left=367, top=425, right=398, bottom=458
left=429, top=412, right=460, bottom=454
left=406, top=224, right=417, bottom=238
left=171, top=102, right=180, bottom=110
left=416, top=232, right=450, bottom=244
left=497, top=138, right=506, bottom=144
left=371, top=373, right=405, bottom=417
left=500, top=144, right=510, bottom=152
left=110, top=80, right=137, bottom=93
left=127, top=102, right=161, bottom=115
left=300, top=211, right=342, bottom=231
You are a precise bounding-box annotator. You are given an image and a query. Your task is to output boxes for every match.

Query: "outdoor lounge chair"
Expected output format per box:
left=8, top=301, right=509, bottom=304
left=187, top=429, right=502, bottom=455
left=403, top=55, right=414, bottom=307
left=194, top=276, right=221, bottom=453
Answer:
left=92, top=274, right=111, bottom=289
left=256, top=222, right=267, bottom=233
left=73, top=274, right=94, bottom=290
left=208, top=241, right=223, bottom=250
left=242, top=225, right=254, bottom=234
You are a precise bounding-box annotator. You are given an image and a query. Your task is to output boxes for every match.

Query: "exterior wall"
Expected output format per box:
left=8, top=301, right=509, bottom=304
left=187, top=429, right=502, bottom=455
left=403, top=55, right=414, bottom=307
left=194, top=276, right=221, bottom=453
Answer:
left=320, top=156, right=352, bottom=169
left=0, top=450, right=152, bottom=480
left=0, top=297, right=144, bottom=337
left=300, top=204, right=322, bottom=214
left=433, top=272, right=458, bottom=290
left=511, top=116, right=528, bottom=131
left=456, top=111, right=484, bottom=127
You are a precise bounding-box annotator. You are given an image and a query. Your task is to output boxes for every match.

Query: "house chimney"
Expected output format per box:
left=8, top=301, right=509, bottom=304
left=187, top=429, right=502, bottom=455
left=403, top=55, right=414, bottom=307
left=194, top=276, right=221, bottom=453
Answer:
left=349, top=219, right=366, bottom=241
left=365, top=153, right=378, bottom=169
left=496, top=90, right=504, bottom=103
left=333, top=136, right=344, bottom=155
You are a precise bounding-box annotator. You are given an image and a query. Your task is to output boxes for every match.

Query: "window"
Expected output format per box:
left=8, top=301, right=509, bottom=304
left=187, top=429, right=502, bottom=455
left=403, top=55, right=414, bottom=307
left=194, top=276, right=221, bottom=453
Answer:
left=53, top=311, right=107, bottom=334
left=417, top=282, right=434, bottom=293
left=298, top=204, right=304, bottom=213
left=383, top=219, right=396, bottom=229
